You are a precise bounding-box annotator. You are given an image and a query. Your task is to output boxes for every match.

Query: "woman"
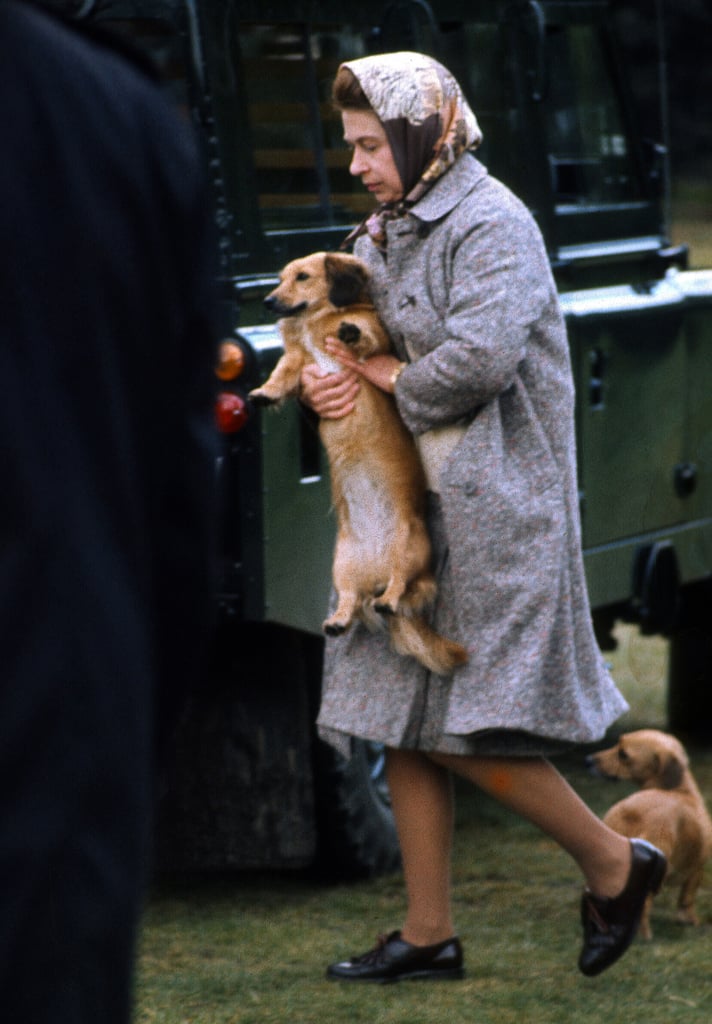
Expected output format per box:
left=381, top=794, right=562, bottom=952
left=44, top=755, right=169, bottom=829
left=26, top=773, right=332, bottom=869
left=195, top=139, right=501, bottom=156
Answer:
left=301, top=52, right=665, bottom=981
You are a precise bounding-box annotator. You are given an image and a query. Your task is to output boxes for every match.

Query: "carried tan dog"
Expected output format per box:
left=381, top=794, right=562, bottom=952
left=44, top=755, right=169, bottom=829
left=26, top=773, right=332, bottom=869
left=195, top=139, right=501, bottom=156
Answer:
left=249, top=251, right=468, bottom=676
left=588, top=729, right=712, bottom=939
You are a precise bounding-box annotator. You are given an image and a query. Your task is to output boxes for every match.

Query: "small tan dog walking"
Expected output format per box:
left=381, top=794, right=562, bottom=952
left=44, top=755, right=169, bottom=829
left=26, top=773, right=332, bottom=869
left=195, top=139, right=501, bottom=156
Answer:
left=249, top=251, right=468, bottom=676
left=588, top=729, right=712, bottom=939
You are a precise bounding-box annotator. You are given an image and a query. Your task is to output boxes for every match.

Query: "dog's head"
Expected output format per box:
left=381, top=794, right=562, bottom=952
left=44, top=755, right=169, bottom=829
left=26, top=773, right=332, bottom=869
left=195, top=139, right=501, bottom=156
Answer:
left=264, top=252, right=371, bottom=318
left=587, top=729, right=689, bottom=790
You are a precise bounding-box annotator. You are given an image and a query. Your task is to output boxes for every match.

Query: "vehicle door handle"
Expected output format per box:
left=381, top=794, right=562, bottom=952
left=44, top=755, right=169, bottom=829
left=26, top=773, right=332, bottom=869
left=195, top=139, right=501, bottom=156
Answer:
left=674, top=462, right=697, bottom=498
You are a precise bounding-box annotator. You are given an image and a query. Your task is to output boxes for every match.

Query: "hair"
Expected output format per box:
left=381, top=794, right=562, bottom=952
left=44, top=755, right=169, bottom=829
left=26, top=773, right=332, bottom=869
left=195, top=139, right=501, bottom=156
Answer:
left=332, top=65, right=373, bottom=112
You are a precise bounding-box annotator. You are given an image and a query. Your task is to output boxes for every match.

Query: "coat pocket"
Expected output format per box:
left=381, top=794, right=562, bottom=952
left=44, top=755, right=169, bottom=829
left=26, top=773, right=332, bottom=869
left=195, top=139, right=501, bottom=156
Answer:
left=445, top=379, right=560, bottom=501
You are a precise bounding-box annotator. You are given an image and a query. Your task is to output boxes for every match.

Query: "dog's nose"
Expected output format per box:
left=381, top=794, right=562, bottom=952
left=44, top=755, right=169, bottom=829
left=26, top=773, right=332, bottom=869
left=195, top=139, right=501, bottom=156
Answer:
left=264, top=295, right=276, bottom=311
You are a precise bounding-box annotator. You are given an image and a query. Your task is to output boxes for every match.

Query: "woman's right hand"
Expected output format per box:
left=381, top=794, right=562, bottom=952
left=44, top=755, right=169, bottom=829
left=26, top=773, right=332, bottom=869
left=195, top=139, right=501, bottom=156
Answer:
left=300, top=363, right=360, bottom=419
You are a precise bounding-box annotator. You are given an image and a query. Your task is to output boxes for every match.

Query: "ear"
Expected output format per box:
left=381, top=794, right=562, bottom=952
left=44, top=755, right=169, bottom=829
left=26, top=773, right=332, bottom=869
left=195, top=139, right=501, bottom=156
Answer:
left=658, top=751, right=685, bottom=789
left=325, top=253, right=368, bottom=308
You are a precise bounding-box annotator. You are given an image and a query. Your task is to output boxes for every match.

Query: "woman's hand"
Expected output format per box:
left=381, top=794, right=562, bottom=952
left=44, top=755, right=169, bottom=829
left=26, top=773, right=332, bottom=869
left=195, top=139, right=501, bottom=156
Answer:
left=300, top=338, right=406, bottom=418
left=300, top=362, right=360, bottom=419
left=323, top=337, right=405, bottom=394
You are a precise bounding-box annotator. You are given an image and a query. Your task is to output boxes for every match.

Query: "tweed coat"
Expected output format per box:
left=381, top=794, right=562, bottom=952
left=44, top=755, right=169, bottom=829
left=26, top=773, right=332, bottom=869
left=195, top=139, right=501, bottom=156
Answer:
left=317, top=154, right=628, bottom=757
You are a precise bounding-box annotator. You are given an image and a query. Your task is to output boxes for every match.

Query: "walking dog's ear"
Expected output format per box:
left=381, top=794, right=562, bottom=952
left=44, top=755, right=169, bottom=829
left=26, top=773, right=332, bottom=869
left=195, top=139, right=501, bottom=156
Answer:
left=657, top=750, right=686, bottom=790
left=325, top=253, right=369, bottom=308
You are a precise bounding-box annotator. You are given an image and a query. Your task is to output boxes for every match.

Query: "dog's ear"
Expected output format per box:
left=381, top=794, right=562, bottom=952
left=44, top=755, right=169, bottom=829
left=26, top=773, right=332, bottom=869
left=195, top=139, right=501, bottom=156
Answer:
left=325, top=254, right=368, bottom=308
left=658, top=751, right=685, bottom=789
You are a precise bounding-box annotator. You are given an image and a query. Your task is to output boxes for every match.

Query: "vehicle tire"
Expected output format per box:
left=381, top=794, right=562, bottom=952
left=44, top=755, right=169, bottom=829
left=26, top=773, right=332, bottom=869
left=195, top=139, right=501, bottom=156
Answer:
left=667, top=579, right=712, bottom=742
left=311, top=735, right=401, bottom=880
left=154, top=623, right=318, bottom=873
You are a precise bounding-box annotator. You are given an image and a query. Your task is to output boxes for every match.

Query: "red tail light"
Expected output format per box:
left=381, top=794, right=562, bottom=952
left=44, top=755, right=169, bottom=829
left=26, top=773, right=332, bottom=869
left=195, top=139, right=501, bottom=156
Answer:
left=215, top=391, right=248, bottom=433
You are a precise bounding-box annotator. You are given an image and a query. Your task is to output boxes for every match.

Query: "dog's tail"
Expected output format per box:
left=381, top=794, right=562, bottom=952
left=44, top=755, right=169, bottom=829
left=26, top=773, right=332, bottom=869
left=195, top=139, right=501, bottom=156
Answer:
left=388, top=615, right=469, bottom=676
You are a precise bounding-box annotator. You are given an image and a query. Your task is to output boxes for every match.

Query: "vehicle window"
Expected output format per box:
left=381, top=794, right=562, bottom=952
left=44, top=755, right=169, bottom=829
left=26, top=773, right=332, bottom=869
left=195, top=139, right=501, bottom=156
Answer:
left=238, top=23, right=370, bottom=231
left=235, top=18, right=519, bottom=234
left=545, top=23, right=641, bottom=208
left=100, top=4, right=650, bottom=264
left=103, top=9, right=529, bottom=249
left=429, top=21, right=519, bottom=194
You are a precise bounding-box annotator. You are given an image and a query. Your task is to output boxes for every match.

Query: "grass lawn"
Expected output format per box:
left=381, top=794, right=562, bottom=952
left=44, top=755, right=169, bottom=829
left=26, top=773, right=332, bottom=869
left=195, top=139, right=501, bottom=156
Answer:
left=671, top=170, right=712, bottom=267
left=135, top=624, right=712, bottom=1024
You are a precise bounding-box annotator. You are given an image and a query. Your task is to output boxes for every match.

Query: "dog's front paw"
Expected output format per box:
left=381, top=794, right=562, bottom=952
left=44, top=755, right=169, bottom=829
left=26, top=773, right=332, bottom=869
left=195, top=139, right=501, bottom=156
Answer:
left=248, top=388, right=278, bottom=406
left=337, top=321, right=361, bottom=345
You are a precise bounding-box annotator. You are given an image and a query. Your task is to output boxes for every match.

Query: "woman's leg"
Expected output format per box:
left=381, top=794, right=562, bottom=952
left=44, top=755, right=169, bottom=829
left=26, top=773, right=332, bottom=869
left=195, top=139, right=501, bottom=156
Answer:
left=385, top=749, right=631, bottom=947
left=385, top=747, right=456, bottom=946
left=367, top=748, right=659, bottom=980
left=429, top=752, right=631, bottom=899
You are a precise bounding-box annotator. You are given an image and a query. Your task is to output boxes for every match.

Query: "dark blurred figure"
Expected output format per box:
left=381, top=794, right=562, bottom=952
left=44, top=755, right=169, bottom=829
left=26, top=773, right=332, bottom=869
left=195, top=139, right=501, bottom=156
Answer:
left=0, top=2, right=218, bottom=1020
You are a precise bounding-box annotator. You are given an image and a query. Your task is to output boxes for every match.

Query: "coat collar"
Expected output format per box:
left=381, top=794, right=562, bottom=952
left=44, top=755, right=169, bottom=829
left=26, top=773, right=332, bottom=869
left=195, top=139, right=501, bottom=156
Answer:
left=407, top=153, right=487, bottom=224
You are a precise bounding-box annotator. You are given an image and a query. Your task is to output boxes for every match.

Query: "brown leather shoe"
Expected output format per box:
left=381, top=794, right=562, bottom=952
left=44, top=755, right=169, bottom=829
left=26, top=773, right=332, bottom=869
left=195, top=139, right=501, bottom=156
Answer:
left=578, top=838, right=667, bottom=977
left=326, top=930, right=464, bottom=983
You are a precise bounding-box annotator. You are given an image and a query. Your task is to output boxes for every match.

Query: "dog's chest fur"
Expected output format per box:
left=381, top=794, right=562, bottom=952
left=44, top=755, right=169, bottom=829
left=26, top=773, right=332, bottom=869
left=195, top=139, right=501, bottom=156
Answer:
left=293, top=323, right=343, bottom=374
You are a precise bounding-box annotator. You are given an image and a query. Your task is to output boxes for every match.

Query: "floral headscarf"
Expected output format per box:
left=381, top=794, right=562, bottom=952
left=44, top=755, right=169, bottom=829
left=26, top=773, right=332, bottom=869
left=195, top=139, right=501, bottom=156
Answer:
left=339, top=51, right=483, bottom=250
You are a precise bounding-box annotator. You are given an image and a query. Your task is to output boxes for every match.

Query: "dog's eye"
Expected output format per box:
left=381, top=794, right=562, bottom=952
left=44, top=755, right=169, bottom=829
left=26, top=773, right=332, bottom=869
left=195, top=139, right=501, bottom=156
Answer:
left=618, top=748, right=630, bottom=763
left=296, top=272, right=310, bottom=281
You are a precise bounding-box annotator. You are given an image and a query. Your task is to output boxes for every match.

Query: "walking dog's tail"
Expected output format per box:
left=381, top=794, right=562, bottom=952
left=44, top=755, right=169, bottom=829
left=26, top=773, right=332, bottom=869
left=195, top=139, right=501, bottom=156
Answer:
left=388, top=614, right=469, bottom=676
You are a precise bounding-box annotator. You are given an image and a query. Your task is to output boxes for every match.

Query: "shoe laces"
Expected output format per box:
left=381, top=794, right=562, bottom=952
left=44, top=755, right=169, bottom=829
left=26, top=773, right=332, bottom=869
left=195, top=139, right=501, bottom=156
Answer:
left=582, top=893, right=610, bottom=935
left=355, top=933, right=391, bottom=966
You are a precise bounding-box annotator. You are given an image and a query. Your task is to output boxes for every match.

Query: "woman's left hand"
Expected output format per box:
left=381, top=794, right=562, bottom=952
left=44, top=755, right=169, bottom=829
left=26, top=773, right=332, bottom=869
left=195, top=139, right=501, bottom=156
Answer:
left=324, top=337, right=405, bottom=394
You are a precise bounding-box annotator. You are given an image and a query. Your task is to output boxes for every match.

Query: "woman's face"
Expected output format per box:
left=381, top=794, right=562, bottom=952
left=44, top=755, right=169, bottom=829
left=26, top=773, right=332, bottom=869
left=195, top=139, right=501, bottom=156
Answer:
left=341, top=109, right=404, bottom=204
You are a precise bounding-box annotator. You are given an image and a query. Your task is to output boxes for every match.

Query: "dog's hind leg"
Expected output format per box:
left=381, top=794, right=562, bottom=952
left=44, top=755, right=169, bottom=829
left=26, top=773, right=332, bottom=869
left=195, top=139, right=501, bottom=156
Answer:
left=323, top=539, right=362, bottom=635
left=323, top=588, right=359, bottom=635
left=373, top=520, right=428, bottom=616
left=401, top=574, right=438, bottom=614
left=676, top=865, right=703, bottom=926
left=373, top=570, right=409, bottom=616
left=638, top=893, right=655, bottom=941
left=374, top=567, right=437, bottom=617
